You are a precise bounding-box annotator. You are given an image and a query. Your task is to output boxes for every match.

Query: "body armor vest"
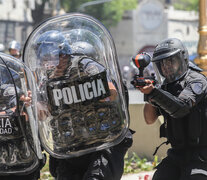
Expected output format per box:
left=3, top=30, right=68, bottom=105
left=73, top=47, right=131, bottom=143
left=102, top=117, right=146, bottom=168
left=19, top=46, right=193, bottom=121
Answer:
left=159, top=69, right=207, bottom=149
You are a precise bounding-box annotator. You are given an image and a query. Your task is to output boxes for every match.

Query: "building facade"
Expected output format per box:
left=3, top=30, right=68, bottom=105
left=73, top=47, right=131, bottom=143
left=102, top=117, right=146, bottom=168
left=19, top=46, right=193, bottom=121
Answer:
left=0, top=0, right=34, bottom=51
left=109, top=0, right=199, bottom=69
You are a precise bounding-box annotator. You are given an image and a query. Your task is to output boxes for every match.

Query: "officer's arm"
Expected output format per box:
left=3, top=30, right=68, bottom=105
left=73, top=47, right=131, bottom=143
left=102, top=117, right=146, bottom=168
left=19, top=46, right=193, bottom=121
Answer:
left=147, top=79, right=207, bottom=119
left=147, top=88, right=191, bottom=118
left=144, top=103, right=158, bottom=124
left=140, top=78, right=207, bottom=119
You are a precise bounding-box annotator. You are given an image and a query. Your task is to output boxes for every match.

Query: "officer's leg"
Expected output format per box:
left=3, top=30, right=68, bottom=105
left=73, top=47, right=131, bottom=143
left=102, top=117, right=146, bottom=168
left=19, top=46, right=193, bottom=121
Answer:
left=82, top=150, right=114, bottom=180
left=55, top=157, right=88, bottom=180
left=83, top=130, right=133, bottom=180
left=49, top=155, right=58, bottom=178
left=1, top=171, right=40, bottom=180
left=181, top=157, right=207, bottom=180
left=152, top=156, right=180, bottom=180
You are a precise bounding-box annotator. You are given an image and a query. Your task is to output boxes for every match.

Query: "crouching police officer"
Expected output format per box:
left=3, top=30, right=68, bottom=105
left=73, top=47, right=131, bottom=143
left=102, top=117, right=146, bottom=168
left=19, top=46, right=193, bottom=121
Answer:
left=23, top=13, right=134, bottom=180
left=0, top=53, right=45, bottom=180
left=138, top=38, right=207, bottom=180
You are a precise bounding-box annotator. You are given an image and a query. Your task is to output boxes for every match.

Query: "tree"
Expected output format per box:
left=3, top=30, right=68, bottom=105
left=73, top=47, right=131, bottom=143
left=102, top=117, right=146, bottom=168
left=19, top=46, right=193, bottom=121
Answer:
left=31, top=0, right=49, bottom=27
left=173, top=0, right=199, bottom=11
left=30, top=0, right=137, bottom=28
left=60, top=0, right=137, bottom=27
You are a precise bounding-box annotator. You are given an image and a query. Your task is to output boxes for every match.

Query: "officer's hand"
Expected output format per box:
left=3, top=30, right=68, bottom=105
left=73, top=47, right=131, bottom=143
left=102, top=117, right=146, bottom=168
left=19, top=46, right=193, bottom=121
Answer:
left=138, top=79, right=154, bottom=94
left=20, top=90, right=32, bottom=107
left=37, top=102, right=49, bottom=121
left=100, top=82, right=117, bottom=102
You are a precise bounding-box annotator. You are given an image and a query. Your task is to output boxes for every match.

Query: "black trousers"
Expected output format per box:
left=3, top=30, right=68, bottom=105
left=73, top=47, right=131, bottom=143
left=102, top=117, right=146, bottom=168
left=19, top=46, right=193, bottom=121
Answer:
left=153, top=147, right=207, bottom=180
left=49, top=129, right=134, bottom=180
left=0, top=170, right=40, bottom=180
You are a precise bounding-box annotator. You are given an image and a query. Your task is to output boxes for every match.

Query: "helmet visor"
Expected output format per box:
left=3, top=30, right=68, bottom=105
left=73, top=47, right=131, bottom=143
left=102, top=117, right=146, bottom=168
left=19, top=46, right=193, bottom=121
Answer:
left=37, top=42, right=60, bottom=67
left=153, top=52, right=187, bottom=84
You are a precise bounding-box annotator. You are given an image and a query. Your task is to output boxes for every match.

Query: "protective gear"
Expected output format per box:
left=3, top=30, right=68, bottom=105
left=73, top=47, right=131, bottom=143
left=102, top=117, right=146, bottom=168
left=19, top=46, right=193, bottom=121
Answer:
left=65, top=28, right=104, bottom=62
left=0, top=53, right=43, bottom=175
left=35, top=30, right=72, bottom=67
left=71, top=41, right=99, bottom=60
left=147, top=38, right=207, bottom=180
left=152, top=38, right=188, bottom=84
left=0, top=44, right=5, bottom=52
left=8, top=40, right=21, bottom=52
left=8, top=40, right=21, bottom=58
left=23, top=13, right=129, bottom=159
left=147, top=86, right=191, bottom=118
left=152, top=69, right=207, bottom=148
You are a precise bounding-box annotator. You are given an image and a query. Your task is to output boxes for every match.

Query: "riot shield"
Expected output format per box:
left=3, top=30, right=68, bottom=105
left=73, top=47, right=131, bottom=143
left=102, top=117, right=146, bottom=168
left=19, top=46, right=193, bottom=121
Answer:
left=0, top=53, right=42, bottom=175
left=23, top=13, right=129, bottom=159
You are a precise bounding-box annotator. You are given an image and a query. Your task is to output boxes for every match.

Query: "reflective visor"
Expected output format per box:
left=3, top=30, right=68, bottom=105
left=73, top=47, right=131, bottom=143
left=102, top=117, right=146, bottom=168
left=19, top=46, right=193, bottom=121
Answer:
left=37, top=42, right=60, bottom=66
left=153, top=52, right=187, bottom=84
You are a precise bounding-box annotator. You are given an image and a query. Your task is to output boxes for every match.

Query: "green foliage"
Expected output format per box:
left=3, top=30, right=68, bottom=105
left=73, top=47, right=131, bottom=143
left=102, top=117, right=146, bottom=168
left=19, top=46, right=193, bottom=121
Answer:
left=173, top=0, right=199, bottom=11
left=40, top=153, right=53, bottom=180
left=60, top=0, right=137, bottom=27
left=124, top=152, right=158, bottom=174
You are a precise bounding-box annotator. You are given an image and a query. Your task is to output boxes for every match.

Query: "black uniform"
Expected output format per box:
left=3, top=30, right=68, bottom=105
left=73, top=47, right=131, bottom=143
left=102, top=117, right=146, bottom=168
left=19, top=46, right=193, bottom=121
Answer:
left=148, top=67, right=207, bottom=180
left=140, top=37, right=207, bottom=180
left=50, top=130, right=133, bottom=180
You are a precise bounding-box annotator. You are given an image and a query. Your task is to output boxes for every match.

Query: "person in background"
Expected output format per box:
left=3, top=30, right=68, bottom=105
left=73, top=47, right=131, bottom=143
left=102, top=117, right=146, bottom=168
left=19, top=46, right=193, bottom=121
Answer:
left=0, top=44, right=5, bottom=53
left=8, top=40, right=22, bottom=59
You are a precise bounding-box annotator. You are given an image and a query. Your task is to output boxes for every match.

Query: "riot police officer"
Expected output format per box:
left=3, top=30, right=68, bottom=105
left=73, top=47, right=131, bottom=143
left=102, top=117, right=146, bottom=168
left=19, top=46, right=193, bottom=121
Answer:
left=39, top=30, right=133, bottom=180
left=8, top=40, right=21, bottom=59
left=0, top=53, right=44, bottom=180
left=23, top=13, right=134, bottom=180
left=138, top=38, right=207, bottom=180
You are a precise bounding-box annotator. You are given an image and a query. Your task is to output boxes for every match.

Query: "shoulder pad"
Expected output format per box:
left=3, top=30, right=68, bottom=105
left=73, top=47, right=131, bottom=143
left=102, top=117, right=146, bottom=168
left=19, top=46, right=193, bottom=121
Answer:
left=189, top=61, right=203, bottom=72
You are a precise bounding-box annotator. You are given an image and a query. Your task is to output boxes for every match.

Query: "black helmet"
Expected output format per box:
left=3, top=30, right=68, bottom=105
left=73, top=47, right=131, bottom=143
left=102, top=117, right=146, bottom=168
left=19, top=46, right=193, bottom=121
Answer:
left=35, top=30, right=72, bottom=67
left=152, top=38, right=189, bottom=84
left=71, top=41, right=99, bottom=61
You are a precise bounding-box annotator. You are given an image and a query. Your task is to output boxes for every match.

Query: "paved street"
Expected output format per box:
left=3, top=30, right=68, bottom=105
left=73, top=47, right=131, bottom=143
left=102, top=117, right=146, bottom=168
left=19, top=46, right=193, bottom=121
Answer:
left=121, top=171, right=155, bottom=180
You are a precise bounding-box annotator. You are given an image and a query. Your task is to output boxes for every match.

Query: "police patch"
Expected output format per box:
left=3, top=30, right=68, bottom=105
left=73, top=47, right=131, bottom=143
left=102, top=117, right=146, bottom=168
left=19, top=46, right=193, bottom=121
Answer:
left=47, top=71, right=111, bottom=114
left=191, top=82, right=203, bottom=95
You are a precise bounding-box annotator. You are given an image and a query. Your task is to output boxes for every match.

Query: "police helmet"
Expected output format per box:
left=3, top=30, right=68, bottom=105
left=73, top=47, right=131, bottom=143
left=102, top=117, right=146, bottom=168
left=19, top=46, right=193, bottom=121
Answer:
left=71, top=41, right=99, bottom=61
left=71, top=41, right=106, bottom=76
left=8, top=40, right=21, bottom=58
left=0, top=44, right=5, bottom=52
left=8, top=40, right=21, bottom=52
left=152, top=38, right=189, bottom=84
left=35, top=30, right=72, bottom=67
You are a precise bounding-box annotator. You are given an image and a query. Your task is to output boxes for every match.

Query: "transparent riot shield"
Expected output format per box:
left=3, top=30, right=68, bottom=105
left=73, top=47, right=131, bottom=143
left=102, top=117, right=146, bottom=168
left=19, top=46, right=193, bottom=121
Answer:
left=23, top=13, right=129, bottom=159
left=0, top=53, right=42, bottom=175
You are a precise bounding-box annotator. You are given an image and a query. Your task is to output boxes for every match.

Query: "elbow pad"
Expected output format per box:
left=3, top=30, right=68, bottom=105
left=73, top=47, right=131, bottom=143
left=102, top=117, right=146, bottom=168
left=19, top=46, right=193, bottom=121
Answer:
left=147, top=88, right=191, bottom=118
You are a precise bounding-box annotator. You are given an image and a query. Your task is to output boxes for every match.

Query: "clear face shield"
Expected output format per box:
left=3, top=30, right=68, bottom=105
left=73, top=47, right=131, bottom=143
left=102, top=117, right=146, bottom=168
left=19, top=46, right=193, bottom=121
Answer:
left=38, top=42, right=60, bottom=66
left=153, top=52, right=188, bottom=84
